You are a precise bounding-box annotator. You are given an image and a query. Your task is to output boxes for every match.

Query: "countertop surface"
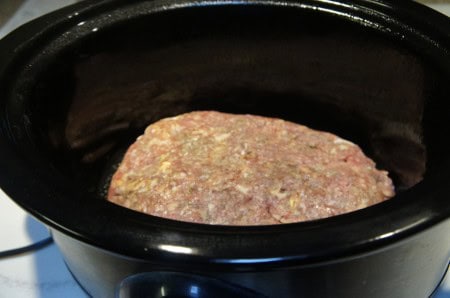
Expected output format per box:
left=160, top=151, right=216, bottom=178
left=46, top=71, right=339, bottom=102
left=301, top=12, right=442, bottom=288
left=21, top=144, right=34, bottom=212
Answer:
left=0, top=1, right=450, bottom=297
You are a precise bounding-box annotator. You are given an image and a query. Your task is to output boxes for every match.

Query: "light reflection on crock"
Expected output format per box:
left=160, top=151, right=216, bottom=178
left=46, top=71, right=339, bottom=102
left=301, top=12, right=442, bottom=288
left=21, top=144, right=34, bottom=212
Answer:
left=220, top=257, right=285, bottom=264
left=316, top=0, right=352, bottom=8
left=190, top=285, right=199, bottom=296
left=375, top=231, right=396, bottom=240
left=375, top=218, right=429, bottom=241
left=158, top=244, right=195, bottom=254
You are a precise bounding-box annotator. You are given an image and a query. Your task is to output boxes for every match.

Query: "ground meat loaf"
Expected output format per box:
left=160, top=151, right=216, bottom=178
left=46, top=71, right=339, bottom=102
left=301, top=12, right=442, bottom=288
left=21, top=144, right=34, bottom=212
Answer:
left=107, top=111, right=395, bottom=225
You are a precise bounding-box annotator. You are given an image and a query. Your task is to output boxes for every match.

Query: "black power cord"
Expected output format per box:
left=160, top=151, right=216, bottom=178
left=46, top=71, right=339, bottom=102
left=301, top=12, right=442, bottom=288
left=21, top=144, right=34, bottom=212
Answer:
left=0, top=236, right=53, bottom=259
left=429, top=263, right=450, bottom=298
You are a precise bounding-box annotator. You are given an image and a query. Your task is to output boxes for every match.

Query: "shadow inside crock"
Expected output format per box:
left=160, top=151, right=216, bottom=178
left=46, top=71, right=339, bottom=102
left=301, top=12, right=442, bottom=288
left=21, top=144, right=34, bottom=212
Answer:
left=25, top=215, right=89, bottom=298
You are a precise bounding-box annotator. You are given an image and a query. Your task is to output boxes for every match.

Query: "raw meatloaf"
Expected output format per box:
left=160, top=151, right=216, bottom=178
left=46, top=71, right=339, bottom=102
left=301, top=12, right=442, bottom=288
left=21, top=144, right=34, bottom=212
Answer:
left=108, top=111, right=395, bottom=225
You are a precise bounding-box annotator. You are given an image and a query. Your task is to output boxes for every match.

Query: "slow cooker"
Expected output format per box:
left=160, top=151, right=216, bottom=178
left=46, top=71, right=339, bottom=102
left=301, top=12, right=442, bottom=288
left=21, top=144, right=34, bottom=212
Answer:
left=0, top=0, right=450, bottom=297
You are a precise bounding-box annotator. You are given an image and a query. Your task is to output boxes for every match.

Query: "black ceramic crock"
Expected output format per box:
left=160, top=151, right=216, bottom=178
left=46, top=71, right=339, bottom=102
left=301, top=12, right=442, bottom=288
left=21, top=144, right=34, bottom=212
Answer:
left=1, top=0, right=450, bottom=297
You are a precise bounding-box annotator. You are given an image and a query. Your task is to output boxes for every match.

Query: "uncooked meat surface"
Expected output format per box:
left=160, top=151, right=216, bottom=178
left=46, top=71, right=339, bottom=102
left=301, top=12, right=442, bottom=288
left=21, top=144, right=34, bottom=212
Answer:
left=108, top=111, right=394, bottom=225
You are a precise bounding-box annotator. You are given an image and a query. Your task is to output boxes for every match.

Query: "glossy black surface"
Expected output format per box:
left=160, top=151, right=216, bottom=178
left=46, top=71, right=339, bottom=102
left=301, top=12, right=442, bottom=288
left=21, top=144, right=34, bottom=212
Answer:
left=116, top=271, right=265, bottom=298
left=52, top=221, right=450, bottom=298
left=0, top=0, right=450, bottom=297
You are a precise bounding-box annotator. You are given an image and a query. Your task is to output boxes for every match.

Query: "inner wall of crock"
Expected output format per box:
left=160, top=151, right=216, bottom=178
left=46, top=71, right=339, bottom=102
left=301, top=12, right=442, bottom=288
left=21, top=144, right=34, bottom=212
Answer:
left=31, top=5, right=441, bottom=198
